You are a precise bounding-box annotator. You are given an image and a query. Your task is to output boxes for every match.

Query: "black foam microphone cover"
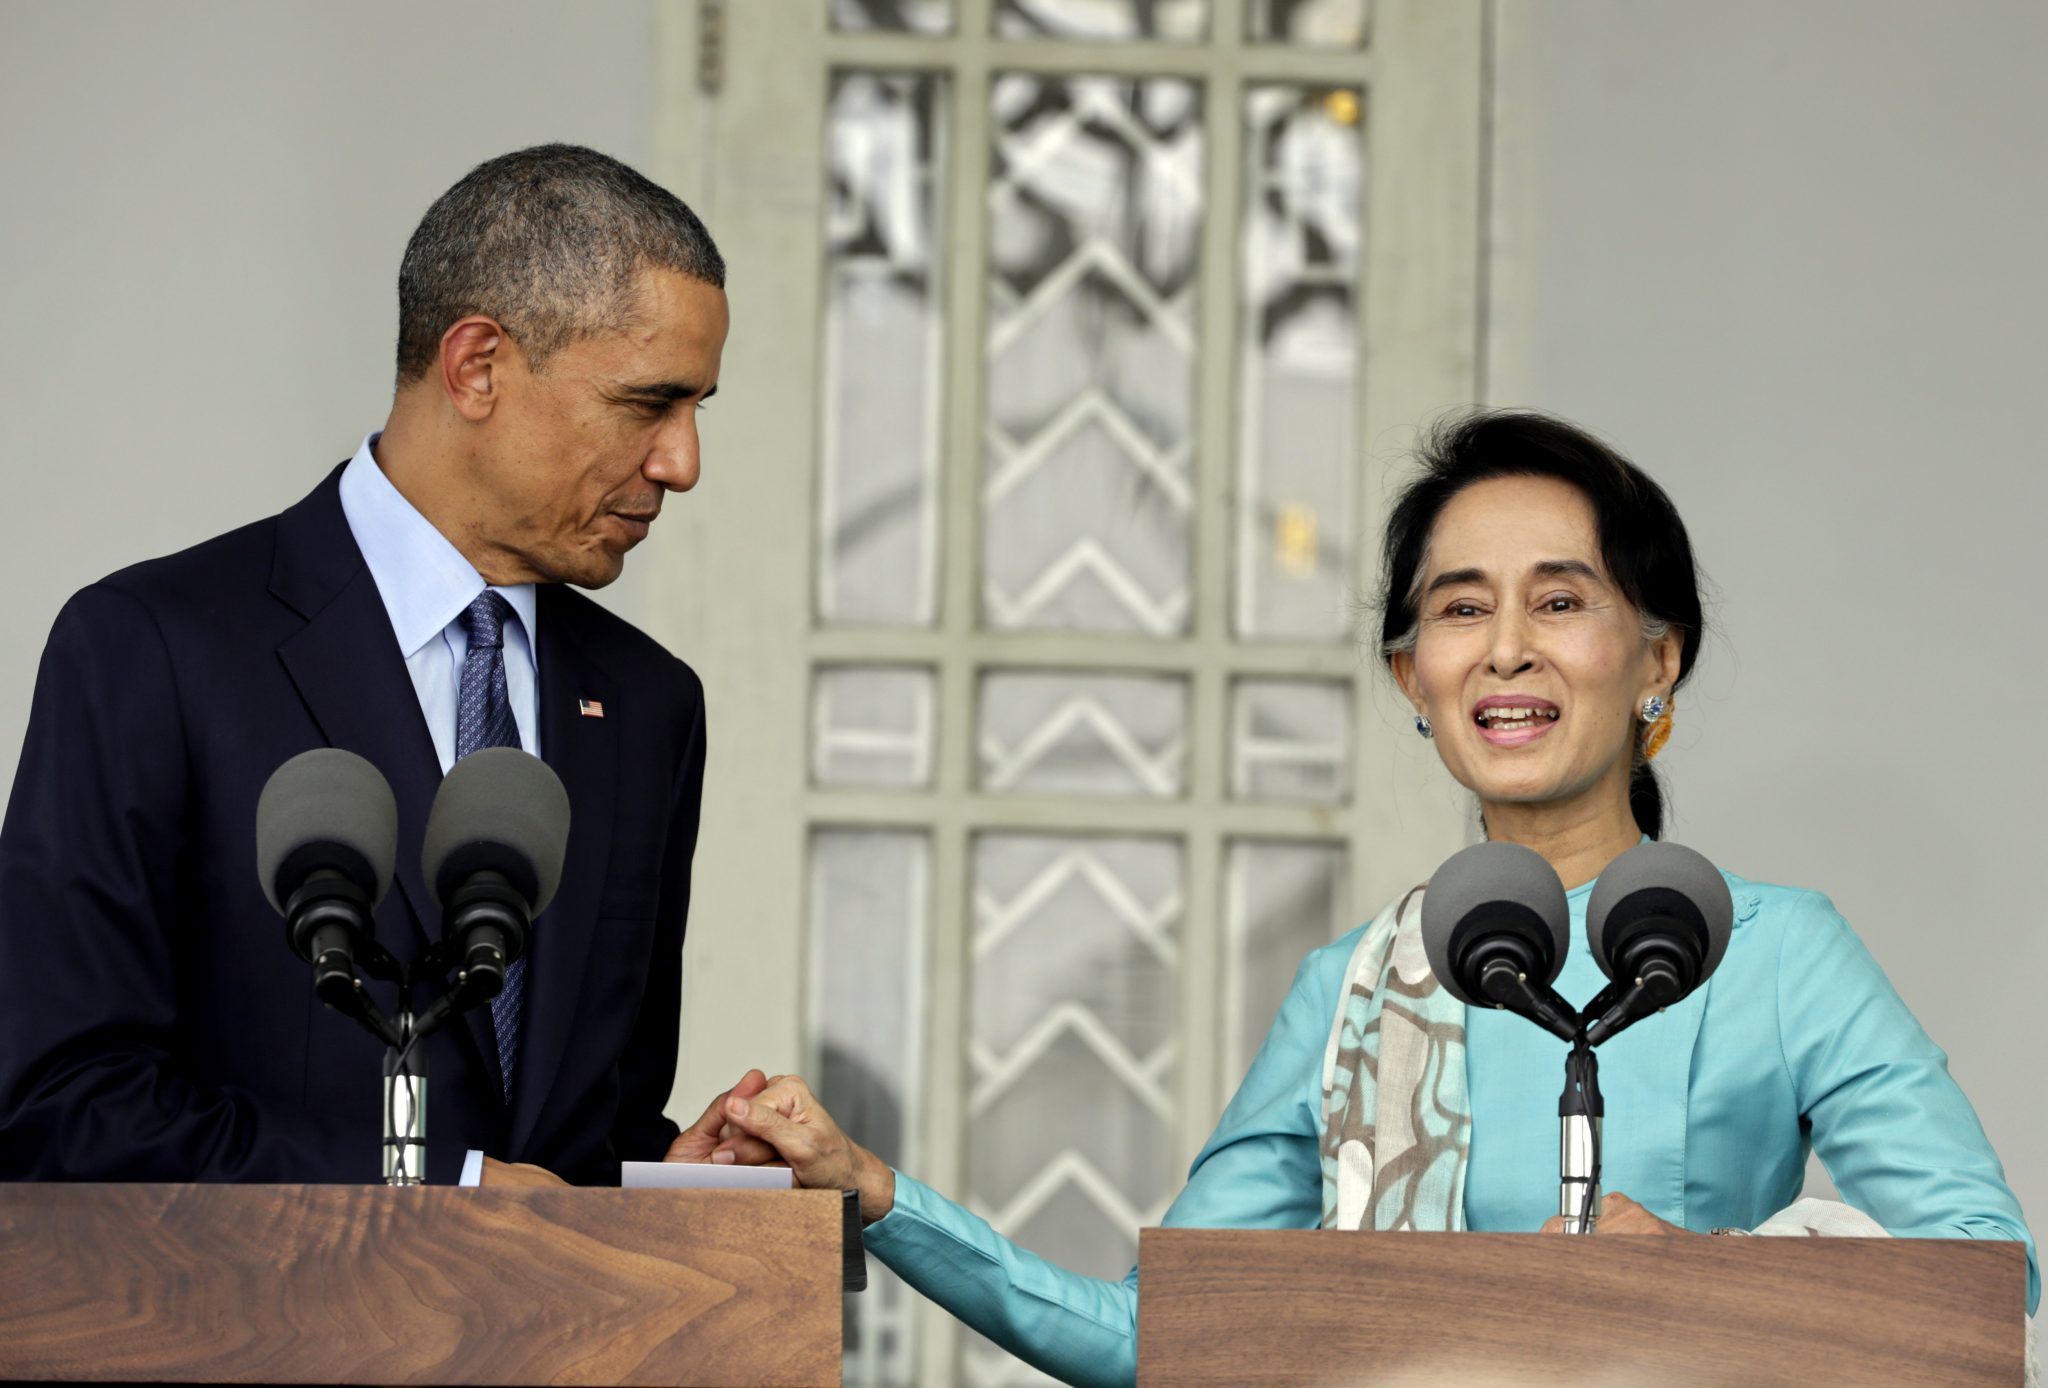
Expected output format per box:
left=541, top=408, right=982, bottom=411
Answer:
left=1586, top=841, right=1733, bottom=996
left=1420, top=841, right=1571, bottom=1008
left=255, top=748, right=399, bottom=915
left=421, top=747, right=571, bottom=916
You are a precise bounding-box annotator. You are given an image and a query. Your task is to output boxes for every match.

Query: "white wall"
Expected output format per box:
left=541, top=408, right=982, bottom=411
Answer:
left=0, top=0, right=657, bottom=800
left=1488, top=0, right=2047, bottom=1226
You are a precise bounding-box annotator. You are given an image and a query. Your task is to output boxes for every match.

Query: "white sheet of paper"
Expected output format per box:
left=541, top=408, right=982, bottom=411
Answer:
left=621, top=1160, right=795, bottom=1191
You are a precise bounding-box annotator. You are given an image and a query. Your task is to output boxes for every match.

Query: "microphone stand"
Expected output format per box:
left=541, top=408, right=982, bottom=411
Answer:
left=1559, top=963, right=1694, bottom=1229
left=310, top=933, right=503, bottom=1186
left=1467, top=962, right=1604, bottom=1232
left=383, top=992, right=427, bottom=1185
left=1558, top=1036, right=1603, bottom=1234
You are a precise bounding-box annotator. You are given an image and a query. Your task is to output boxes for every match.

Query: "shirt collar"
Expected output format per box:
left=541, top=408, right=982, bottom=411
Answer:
left=337, top=433, right=538, bottom=662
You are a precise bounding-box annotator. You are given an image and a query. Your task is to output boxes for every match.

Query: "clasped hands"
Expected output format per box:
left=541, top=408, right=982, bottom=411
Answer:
left=472, top=1067, right=890, bottom=1210
left=663, top=1068, right=897, bottom=1222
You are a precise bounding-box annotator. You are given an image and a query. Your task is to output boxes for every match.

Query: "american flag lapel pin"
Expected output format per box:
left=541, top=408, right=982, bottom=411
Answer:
left=578, top=697, right=606, bottom=719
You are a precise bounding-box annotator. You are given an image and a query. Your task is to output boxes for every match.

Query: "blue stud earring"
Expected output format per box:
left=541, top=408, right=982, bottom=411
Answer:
left=1640, top=694, right=1666, bottom=724
left=1414, top=714, right=1434, bottom=739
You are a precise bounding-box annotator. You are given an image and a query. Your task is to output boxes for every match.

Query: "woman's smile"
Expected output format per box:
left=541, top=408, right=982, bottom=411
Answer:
left=1472, top=694, right=1561, bottom=746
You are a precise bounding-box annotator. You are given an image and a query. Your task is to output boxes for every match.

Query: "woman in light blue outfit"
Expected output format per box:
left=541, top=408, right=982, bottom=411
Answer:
left=672, top=412, right=2037, bottom=1388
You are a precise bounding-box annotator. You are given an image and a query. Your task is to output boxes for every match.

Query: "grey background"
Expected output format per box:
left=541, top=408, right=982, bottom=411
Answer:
left=2, top=0, right=2039, bottom=1229
left=1486, top=0, right=2047, bottom=1216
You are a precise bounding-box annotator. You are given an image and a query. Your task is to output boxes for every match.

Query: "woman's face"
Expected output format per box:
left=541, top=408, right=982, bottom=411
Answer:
left=1392, top=475, right=1680, bottom=820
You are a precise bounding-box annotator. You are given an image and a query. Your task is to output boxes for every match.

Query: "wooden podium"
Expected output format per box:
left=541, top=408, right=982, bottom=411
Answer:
left=0, top=1183, right=845, bottom=1386
left=1138, top=1228, right=2026, bottom=1387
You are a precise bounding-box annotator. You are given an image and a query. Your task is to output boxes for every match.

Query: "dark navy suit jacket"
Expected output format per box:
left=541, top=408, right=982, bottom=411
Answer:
left=0, top=466, right=703, bottom=1184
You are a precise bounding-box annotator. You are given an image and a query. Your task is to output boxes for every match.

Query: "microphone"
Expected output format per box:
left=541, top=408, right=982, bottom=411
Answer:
left=1582, top=842, right=1734, bottom=1046
left=1420, top=842, right=1577, bottom=1042
left=420, top=748, right=570, bottom=1005
left=255, top=748, right=398, bottom=1015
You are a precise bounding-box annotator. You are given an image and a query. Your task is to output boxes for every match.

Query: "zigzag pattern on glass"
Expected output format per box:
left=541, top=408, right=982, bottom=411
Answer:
left=965, top=833, right=1182, bottom=1384
left=977, top=670, right=1188, bottom=798
left=982, top=73, right=1204, bottom=636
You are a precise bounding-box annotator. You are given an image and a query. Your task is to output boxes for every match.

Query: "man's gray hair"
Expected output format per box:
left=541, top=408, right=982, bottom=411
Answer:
left=395, top=144, right=725, bottom=383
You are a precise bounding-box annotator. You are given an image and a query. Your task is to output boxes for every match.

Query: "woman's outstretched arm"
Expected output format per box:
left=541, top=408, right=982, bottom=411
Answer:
left=676, top=944, right=1349, bottom=1387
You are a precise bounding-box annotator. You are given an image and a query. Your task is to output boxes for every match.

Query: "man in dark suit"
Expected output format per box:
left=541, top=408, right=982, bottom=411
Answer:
left=0, top=145, right=724, bottom=1185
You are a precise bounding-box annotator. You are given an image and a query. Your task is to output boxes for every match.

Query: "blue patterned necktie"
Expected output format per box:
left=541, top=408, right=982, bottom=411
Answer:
left=455, top=591, right=525, bottom=1103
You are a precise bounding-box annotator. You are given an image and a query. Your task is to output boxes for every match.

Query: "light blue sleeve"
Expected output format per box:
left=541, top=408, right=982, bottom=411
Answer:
left=859, top=942, right=1345, bottom=1388
left=1775, top=891, right=2039, bottom=1313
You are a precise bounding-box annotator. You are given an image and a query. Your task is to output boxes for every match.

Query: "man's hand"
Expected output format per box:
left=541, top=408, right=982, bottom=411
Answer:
left=669, top=1072, right=895, bottom=1223
left=478, top=1156, right=568, bottom=1188
left=1540, top=1191, right=1694, bottom=1235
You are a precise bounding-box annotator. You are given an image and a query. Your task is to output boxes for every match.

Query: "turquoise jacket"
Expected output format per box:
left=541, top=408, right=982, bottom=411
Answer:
left=863, top=871, right=2037, bottom=1388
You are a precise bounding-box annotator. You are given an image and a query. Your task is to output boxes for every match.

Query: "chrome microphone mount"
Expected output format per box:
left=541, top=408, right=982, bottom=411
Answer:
left=1558, top=1036, right=1604, bottom=1234
left=296, top=923, right=515, bottom=1186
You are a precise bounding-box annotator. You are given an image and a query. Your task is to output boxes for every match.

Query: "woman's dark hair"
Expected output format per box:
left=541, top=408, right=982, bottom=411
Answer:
left=1376, top=410, right=1705, bottom=838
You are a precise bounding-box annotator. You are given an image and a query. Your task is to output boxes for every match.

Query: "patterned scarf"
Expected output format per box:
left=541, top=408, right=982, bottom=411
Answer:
left=1317, top=886, right=1469, bottom=1231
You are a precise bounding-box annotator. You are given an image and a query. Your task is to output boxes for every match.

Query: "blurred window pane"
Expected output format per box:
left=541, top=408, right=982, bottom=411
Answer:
left=814, top=665, right=937, bottom=789
left=1230, top=677, right=1350, bottom=804
left=821, top=71, right=948, bottom=627
left=1247, top=0, right=1368, bottom=47
left=1224, top=840, right=1347, bottom=1088
left=810, top=828, right=931, bottom=1386
left=832, top=0, right=954, bottom=33
left=983, top=73, right=1203, bottom=636
left=1234, top=85, right=1365, bottom=640
left=995, top=0, right=1206, bottom=42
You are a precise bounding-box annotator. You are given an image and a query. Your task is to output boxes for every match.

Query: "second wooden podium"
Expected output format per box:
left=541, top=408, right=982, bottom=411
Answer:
left=0, top=1183, right=844, bottom=1386
left=1137, top=1227, right=2025, bottom=1387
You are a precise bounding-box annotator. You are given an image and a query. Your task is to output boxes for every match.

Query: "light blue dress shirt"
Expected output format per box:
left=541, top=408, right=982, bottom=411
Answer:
left=336, top=433, right=540, bottom=773
left=863, top=869, right=2039, bottom=1388
left=337, top=433, right=541, bottom=1189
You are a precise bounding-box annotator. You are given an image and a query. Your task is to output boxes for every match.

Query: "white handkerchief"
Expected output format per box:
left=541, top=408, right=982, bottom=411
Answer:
left=622, top=1160, right=795, bottom=1190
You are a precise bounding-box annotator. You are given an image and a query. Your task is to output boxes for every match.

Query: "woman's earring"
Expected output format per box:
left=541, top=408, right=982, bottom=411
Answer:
left=1414, top=714, right=1434, bottom=740
left=1642, top=694, right=1674, bottom=761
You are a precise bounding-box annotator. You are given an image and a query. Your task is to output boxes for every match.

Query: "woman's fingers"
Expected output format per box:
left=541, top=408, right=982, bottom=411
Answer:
left=1538, top=1194, right=1687, bottom=1235
left=1594, top=1192, right=1690, bottom=1235
left=723, top=1093, right=827, bottom=1171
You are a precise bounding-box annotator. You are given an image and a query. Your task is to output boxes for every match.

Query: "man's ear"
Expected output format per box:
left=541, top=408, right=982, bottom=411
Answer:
left=439, top=316, right=508, bottom=421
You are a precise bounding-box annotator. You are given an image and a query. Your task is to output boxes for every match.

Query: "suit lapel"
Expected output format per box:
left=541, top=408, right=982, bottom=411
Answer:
left=271, top=469, right=502, bottom=1095
left=507, top=588, right=618, bottom=1154
left=271, top=476, right=444, bottom=947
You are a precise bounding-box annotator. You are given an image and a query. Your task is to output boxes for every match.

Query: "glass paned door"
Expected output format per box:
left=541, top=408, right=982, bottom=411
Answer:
left=655, top=5, right=1483, bottom=1385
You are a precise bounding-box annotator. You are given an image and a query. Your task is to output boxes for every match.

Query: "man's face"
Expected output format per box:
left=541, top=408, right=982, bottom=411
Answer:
left=464, top=267, right=728, bottom=588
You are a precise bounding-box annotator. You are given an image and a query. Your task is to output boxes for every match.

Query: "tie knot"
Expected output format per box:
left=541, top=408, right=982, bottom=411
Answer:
left=461, top=591, right=511, bottom=651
